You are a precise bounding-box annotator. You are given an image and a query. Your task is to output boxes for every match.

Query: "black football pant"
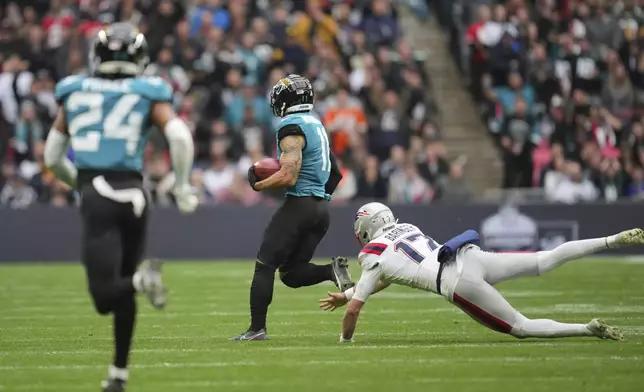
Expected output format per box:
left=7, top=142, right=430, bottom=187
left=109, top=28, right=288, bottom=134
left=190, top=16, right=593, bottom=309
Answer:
left=249, top=196, right=334, bottom=331
left=80, top=174, right=148, bottom=368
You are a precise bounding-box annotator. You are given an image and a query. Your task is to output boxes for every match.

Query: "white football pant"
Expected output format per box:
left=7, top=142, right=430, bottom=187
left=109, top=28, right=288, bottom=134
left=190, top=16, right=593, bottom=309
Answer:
left=451, top=238, right=607, bottom=338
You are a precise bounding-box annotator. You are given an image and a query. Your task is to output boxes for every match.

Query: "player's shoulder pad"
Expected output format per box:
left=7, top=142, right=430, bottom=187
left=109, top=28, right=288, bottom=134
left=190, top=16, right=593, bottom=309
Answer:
left=358, top=242, right=388, bottom=268
left=132, top=76, right=173, bottom=102
left=277, top=123, right=305, bottom=142
left=55, top=75, right=85, bottom=102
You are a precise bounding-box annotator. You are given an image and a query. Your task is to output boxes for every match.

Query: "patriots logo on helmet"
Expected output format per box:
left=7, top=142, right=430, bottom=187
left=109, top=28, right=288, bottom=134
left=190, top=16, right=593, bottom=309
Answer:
left=355, top=210, right=369, bottom=221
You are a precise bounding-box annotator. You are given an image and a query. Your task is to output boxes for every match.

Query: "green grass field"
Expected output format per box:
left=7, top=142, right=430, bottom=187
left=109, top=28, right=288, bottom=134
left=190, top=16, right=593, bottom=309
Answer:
left=1, top=259, right=644, bottom=392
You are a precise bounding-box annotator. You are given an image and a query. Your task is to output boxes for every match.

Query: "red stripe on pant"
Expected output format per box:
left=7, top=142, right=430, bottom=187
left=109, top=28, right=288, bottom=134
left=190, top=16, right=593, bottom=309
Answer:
left=453, top=292, right=513, bottom=334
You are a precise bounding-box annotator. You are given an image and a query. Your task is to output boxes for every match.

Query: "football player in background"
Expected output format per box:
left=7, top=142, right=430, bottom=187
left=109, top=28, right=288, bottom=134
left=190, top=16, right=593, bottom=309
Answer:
left=43, top=23, right=198, bottom=392
left=230, top=74, right=353, bottom=341
left=321, top=202, right=644, bottom=343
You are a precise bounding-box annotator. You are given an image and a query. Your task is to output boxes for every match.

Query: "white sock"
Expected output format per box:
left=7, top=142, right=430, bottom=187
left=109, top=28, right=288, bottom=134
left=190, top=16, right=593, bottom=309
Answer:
left=536, top=238, right=607, bottom=274
left=512, top=319, right=593, bottom=338
left=108, top=365, right=129, bottom=381
left=605, top=234, right=619, bottom=248
left=132, top=272, right=143, bottom=292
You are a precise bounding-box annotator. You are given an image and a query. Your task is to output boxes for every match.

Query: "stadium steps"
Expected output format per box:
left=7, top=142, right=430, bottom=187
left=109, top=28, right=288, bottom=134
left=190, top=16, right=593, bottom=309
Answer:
left=400, top=7, right=502, bottom=196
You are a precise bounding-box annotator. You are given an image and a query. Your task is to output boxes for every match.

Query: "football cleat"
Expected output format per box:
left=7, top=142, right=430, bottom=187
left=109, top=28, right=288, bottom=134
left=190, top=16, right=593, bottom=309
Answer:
left=101, top=378, right=126, bottom=392
left=229, top=328, right=269, bottom=341
left=587, top=319, right=624, bottom=341
left=611, top=228, right=644, bottom=248
left=137, top=259, right=167, bottom=310
left=331, top=257, right=354, bottom=292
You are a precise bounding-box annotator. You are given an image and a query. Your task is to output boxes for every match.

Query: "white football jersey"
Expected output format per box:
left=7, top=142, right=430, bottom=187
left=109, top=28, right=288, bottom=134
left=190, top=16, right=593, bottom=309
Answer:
left=353, top=223, right=463, bottom=302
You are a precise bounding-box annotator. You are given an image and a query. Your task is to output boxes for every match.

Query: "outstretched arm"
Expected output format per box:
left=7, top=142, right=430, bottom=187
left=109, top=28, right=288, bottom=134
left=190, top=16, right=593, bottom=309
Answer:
left=319, top=279, right=390, bottom=311
left=43, top=107, right=77, bottom=188
left=254, top=134, right=305, bottom=191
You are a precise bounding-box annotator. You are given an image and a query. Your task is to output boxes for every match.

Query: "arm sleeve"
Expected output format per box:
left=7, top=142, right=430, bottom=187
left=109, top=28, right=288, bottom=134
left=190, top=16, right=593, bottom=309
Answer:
left=44, top=129, right=77, bottom=189
left=353, top=262, right=382, bottom=303
left=277, top=124, right=307, bottom=151
left=325, top=152, right=343, bottom=195
left=164, top=117, right=194, bottom=188
left=277, top=123, right=306, bottom=144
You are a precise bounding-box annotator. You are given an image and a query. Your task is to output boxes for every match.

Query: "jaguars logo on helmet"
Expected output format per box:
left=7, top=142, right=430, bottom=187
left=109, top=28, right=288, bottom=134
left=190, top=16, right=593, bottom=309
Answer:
left=270, top=74, right=314, bottom=117
left=90, top=22, right=150, bottom=78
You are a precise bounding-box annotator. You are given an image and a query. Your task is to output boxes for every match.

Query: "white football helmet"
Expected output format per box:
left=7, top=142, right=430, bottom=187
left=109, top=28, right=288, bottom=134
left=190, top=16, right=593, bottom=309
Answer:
left=354, top=202, right=397, bottom=246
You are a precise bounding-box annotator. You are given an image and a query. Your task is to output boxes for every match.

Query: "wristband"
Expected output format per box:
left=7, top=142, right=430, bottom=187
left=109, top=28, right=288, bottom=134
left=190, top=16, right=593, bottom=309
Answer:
left=343, top=287, right=355, bottom=301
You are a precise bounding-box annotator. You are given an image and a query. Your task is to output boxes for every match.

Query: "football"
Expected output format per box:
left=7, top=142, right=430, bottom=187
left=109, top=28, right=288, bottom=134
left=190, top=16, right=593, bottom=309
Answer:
left=253, top=158, right=281, bottom=180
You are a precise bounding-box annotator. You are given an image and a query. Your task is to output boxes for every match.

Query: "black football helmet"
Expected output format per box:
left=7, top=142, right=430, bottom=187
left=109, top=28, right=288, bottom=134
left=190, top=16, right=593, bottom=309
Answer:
left=90, top=23, right=149, bottom=78
left=269, top=74, right=314, bottom=117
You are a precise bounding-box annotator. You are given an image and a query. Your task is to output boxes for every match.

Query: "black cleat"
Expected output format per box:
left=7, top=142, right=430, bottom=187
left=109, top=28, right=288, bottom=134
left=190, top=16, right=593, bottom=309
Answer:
left=101, top=378, right=126, bottom=392
left=331, top=256, right=354, bottom=291
left=228, top=328, right=269, bottom=341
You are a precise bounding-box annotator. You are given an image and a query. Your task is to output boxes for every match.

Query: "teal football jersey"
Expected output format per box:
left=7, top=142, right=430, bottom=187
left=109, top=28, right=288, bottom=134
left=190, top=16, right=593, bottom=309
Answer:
left=55, top=75, right=173, bottom=172
left=276, top=113, right=331, bottom=200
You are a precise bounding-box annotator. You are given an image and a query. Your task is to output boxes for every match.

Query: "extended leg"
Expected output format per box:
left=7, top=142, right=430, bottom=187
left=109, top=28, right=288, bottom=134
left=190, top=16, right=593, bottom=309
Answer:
left=474, top=229, right=644, bottom=285
left=472, top=237, right=608, bottom=285
left=452, top=275, right=622, bottom=340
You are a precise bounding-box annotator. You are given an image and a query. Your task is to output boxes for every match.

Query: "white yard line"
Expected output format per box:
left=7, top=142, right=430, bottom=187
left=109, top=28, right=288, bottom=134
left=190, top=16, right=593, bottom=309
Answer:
left=5, top=303, right=644, bottom=321
left=0, top=355, right=640, bottom=372
left=0, top=341, right=626, bottom=358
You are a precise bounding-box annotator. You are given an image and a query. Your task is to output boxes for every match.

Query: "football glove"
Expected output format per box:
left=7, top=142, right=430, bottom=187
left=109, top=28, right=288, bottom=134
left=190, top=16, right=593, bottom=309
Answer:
left=247, top=166, right=259, bottom=191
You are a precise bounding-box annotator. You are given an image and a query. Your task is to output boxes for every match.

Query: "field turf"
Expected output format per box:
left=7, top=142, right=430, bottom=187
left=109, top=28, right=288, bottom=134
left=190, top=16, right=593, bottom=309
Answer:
left=1, top=259, right=643, bottom=392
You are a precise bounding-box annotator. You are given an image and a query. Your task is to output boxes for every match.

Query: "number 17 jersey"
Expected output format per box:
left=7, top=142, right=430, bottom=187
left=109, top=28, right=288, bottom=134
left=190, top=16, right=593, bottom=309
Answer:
left=358, top=223, right=463, bottom=298
left=55, top=75, right=173, bottom=172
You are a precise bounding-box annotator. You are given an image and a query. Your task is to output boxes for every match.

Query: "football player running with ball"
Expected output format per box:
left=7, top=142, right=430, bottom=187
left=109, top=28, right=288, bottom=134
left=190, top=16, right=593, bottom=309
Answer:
left=43, top=24, right=197, bottom=391
left=230, top=74, right=354, bottom=341
left=321, top=202, right=644, bottom=343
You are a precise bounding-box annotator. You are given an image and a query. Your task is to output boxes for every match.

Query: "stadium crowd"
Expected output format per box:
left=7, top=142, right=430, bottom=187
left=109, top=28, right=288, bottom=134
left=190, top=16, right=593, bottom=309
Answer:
left=446, top=0, right=644, bottom=203
left=0, top=0, right=458, bottom=209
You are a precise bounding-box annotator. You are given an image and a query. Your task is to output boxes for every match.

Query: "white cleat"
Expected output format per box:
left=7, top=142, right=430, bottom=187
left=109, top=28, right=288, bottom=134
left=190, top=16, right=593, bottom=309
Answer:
left=138, top=259, right=167, bottom=310
left=587, top=319, right=624, bottom=341
left=610, top=228, right=644, bottom=248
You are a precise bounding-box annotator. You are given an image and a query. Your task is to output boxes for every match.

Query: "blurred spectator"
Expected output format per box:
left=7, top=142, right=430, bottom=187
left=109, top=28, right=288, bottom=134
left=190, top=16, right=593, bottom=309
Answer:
left=363, top=0, right=399, bottom=48
left=144, top=46, right=191, bottom=106
left=203, top=139, right=236, bottom=202
left=0, top=0, right=445, bottom=206
left=190, top=0, right=230, bottom=36
left=323, top=88, right=367, bottom=158
left=225, top=83, right=270, bottom=130
left=436, top=159, right=472, bottom=202
left=596, top=158, right=625, bottom=203
left=143, top=152, right=175, bottom=207
left=544, top=161, right=598, bottom=204
left=627, top=167, right=644, bottom=200
left=380, top=144, right=406, bottom=178
left=446, top=0, right=644, bottom=202
left=288, top=0, right=339, bottom=55
left=500, top=98, right=536, bottom=188
left=0, top=163, right=37, bottom=209
left=356, top=155, right=387, bottom=199
left=388, top=162, right=433, bottom=204
left=13, top=101, right=44, bottom=164
left=332, top=159, right=358, bottom=202
left=417, top=142, right=449, bottom=187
